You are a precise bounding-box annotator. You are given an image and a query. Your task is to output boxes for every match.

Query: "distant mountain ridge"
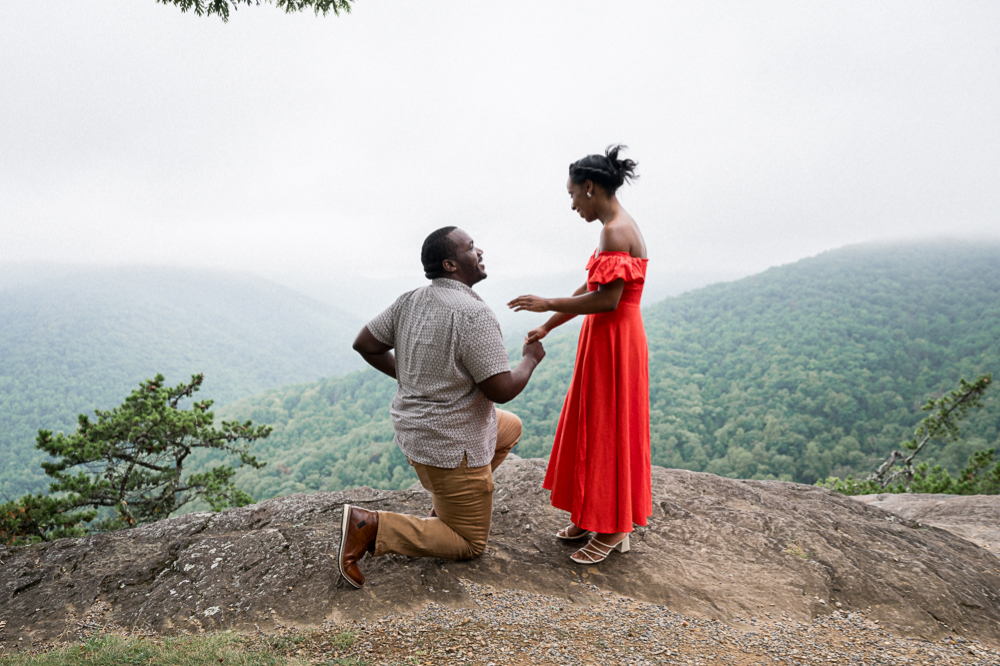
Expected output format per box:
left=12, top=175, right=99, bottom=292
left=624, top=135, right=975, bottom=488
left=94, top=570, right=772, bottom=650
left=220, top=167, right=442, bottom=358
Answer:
left=213, top=240, right=1000, bottom=500
left=0, top=265, right=365, bottom=497
left=269, top=266, right=744, bottom=342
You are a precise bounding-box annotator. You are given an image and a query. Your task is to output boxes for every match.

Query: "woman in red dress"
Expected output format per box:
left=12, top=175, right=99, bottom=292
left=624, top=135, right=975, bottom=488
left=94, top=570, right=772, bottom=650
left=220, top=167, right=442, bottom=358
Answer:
left=508, top=145, right=651, bottom=564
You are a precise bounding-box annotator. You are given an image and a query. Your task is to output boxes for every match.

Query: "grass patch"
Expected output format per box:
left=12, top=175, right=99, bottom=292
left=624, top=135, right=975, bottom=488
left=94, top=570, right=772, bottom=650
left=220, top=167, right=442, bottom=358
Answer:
left=0, top=632, right=309, bottom=666
left=327, top=632, right=355, bottom=651
left=263, top=633, right=309, bottom=652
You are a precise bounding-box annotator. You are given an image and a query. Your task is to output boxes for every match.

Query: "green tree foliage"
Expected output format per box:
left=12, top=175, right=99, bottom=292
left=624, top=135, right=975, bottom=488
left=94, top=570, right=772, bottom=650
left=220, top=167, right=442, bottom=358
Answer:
left=157, top=0, right=353, bottom=21
left=0, top=493, right=94, bottom=545
left=825, top=451, right=1000, bottom=496
left=868, top=374, right=992, bottom=487
left=206, top=369, right=408, bottom=501
left=820, top=374, right=997, bottom=495
left=0, top=374, right=270, bottom=544
left=0, top=266, right=362, bottom=498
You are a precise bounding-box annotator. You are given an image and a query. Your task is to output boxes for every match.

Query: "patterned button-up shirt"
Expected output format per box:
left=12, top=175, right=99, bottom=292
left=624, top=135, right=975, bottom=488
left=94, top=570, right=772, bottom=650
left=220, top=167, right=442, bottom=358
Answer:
left=366, top=278, right=511, bottom=469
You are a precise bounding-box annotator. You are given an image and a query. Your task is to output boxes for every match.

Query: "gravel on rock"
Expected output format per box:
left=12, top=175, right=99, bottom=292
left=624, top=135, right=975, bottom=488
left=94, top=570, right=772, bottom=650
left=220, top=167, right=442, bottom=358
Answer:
left=311, top=579, right=999, bottom=666
left=5, top=578, right=997, bottom=665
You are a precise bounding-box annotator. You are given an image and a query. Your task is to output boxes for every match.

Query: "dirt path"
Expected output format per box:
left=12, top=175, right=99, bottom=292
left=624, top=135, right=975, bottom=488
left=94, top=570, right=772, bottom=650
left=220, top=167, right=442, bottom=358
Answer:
left=6, top=578, right=996, bottom=665
left=253, top=579, right=1000, bottom=665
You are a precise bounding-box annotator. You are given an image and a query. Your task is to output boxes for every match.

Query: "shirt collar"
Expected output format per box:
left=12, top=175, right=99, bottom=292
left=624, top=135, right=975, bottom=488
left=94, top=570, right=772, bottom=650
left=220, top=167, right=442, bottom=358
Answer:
left=430, top=277, right=483, bottom=302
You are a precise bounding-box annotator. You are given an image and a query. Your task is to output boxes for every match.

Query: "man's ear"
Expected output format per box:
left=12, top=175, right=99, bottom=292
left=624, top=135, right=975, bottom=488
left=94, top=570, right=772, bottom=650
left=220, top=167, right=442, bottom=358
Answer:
left=442, top=258, right=459, bottom=273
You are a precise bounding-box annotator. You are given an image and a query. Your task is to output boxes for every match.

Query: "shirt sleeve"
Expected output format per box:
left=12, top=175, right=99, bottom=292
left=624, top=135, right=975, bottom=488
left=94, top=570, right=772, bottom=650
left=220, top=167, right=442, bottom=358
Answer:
left=458, top=307, right=511, bottom=383
left=366, top=300, right=398, bottom=347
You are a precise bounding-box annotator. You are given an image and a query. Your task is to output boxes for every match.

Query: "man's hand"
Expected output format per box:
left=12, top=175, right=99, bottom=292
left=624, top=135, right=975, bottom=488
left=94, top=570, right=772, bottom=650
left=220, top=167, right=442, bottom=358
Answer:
left=476, top=340, right=545, bottom=404
left=522, top=338, right=545, bottom=362
left=525, top=327, right=549, bottom=345
left=507, top=294, right=550, bottom=313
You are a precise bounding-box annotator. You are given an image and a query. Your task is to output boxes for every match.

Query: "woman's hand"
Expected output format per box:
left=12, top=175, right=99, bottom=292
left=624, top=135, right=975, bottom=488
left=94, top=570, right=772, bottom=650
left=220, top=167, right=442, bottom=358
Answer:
left=525, top=326, right=549, bottom=344
left=507, top=295, right=551, bottom=313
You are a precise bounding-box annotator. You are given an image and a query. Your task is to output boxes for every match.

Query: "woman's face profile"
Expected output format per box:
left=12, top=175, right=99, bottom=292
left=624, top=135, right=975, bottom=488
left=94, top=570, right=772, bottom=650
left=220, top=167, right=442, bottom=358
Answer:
left=567, top=178, right=597, bottom=222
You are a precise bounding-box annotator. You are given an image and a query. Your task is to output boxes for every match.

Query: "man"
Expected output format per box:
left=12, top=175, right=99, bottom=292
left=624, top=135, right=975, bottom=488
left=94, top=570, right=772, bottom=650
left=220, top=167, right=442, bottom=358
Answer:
left=339, top=226, right=545, bottom=588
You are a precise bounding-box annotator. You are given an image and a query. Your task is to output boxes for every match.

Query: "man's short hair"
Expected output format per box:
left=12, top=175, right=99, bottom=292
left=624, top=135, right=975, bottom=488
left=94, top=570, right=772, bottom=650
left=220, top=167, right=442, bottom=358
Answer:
left=421, top=226, right=458, bottom=279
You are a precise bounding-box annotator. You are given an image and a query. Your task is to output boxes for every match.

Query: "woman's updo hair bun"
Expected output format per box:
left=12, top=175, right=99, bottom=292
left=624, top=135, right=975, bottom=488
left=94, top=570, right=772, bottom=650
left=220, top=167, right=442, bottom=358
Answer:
left=569, top=144, right=638, bottom=195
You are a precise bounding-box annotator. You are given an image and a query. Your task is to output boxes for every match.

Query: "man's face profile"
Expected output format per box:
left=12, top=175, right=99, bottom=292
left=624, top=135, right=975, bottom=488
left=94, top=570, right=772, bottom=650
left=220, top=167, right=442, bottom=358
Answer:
left=443, top=229, right=487, bottom=286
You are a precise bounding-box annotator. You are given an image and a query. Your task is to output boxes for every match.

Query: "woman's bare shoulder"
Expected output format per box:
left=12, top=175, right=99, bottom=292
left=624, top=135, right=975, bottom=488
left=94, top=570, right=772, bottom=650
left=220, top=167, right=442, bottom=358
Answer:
left=599, top=218, right=645, bottom=257
left=598, top=223, right=630, bottom=253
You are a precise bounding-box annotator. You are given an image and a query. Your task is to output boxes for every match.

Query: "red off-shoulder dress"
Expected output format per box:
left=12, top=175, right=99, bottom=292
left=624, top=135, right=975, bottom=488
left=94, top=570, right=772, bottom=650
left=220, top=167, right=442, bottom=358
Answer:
left=543, top=251, right=652, bottom=534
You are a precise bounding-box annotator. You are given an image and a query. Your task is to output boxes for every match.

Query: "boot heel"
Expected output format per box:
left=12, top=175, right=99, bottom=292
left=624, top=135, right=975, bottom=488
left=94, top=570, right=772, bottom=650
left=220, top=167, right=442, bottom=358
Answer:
left=615, top=534, right=630, bottom=553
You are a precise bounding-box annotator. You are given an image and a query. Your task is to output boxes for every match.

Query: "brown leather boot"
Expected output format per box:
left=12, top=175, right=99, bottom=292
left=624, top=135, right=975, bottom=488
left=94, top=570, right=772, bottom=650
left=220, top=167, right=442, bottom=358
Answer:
left=338, top=504, right=379, bottom=588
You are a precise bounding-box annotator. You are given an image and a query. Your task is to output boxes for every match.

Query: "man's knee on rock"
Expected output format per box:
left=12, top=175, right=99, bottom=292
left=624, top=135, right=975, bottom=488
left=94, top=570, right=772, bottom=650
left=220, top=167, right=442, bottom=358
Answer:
left=466, top=538, right=488, bottom=559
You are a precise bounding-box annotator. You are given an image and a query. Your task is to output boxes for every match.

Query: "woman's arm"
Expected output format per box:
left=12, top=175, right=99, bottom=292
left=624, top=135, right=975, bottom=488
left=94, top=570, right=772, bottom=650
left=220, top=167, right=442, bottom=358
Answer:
left=509, top=280, right=624, bottom=316
left=519, top=282, right=586, bottom=343
left=511, top=224, right=633, bottom=334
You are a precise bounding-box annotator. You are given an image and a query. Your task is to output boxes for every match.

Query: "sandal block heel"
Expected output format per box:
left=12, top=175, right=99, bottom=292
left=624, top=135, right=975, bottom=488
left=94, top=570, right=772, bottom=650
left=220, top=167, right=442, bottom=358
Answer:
left=570, top=534, right=631, bottom=564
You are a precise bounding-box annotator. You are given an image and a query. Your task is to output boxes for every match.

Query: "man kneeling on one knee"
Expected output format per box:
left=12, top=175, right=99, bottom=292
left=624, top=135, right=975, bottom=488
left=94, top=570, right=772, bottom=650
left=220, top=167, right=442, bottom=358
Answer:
left=339, top=226, right=545, bottom=587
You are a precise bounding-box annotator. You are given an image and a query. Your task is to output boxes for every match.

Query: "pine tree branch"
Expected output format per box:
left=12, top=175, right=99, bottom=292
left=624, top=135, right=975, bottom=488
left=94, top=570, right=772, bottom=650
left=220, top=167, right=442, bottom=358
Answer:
left=154, top=0, right=354, bottom=22
left=866, top=374, right=992, bottom=488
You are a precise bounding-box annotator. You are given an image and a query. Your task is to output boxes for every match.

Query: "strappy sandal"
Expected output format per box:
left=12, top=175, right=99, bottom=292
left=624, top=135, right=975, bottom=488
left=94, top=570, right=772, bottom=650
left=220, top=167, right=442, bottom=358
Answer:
left=556, top=524, right=590, bottom=541
left=570, top=534, right=630, bottom=564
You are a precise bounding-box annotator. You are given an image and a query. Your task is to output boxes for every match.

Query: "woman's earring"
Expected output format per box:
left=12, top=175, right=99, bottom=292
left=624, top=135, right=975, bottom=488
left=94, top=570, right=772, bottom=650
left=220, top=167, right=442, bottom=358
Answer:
left=586, top=191, right=592, bottom=198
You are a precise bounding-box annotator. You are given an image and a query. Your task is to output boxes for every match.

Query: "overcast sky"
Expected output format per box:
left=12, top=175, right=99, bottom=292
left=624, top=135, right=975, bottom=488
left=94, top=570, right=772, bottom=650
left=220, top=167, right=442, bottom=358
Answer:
left=2, top=1, right=998, bottom=288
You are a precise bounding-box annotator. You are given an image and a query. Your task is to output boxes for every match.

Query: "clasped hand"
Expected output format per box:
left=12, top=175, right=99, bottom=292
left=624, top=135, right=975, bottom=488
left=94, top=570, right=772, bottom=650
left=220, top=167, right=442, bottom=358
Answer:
left=521, top=338, right=545, bottom=363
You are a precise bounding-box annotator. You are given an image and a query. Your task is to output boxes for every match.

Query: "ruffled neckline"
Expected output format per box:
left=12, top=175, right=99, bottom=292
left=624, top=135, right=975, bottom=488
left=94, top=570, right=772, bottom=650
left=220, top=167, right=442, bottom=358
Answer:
left=592, top=250, right=648, bottom=262
left=587, top=250, right=648, bottom=285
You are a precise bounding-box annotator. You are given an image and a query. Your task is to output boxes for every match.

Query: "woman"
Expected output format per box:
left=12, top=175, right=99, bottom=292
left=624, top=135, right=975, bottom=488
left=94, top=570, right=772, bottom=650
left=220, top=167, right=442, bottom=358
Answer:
left=508, top=145, right=651, bottom=564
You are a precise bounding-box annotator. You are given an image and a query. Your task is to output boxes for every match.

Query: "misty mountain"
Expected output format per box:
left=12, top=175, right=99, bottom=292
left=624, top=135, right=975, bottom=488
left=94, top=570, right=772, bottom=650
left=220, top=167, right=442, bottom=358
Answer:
left=269, top=266, right=746, bottom=342
left=210, top=240, right=1000, bottom=501
left=0, top=265, right=365, bottom=497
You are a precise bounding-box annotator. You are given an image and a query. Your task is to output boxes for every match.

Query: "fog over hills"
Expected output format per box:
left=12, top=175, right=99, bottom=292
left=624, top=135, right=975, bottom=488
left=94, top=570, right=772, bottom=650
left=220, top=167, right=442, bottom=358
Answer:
left=0, top=265, right=365, bottom=497
left=270, top=265, right=745, bottom=342
left=0, top=261, right=732, bottom=499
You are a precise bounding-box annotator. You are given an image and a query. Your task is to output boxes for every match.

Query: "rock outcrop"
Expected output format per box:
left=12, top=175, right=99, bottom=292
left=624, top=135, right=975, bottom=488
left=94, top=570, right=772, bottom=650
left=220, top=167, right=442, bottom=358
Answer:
left=3, top=459, right=1000, bottom=646
left=853, top=493, right=1000, bottom=553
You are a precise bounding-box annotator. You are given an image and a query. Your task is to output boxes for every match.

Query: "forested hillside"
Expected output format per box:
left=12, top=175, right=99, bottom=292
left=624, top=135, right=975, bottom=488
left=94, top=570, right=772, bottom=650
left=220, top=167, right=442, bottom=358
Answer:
left=207, top=371, right=403, bottom=501
left=516, top=240, right=1000, bottom=482
left=0, top=266, right=364, bottom=497
left=214, top=240, right=1000, bottom=500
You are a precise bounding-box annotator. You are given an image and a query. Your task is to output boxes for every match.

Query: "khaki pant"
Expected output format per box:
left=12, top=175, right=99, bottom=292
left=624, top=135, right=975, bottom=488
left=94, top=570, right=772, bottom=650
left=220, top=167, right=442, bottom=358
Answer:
left=374, top=409, right=522, bottom=560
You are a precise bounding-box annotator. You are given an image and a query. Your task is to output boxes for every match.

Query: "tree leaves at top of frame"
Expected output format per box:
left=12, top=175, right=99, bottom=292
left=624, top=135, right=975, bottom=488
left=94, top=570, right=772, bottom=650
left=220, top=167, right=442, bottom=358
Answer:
left=156, top=0, right=354, bottom=22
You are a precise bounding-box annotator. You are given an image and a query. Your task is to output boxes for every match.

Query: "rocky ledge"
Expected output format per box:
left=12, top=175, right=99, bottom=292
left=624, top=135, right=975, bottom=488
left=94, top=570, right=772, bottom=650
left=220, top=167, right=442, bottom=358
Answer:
left=853, top=492, right=1000, bottom=553
left=2, top=459, right=1000, bottom=647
